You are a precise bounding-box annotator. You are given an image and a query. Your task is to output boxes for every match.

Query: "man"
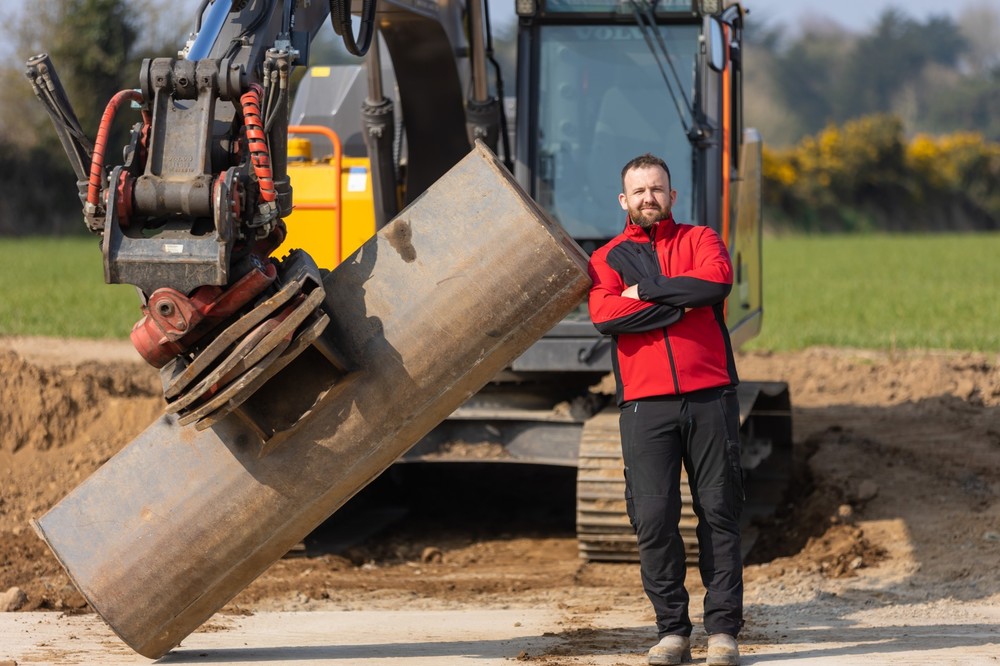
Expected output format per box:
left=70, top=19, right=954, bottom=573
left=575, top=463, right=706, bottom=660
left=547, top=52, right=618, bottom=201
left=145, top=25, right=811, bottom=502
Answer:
left=587, top=154, right=744, bottom=666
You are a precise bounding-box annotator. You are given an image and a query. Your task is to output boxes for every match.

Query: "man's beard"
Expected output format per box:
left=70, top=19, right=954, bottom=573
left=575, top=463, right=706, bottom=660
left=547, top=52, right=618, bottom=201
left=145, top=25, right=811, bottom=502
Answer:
left=629, top=203, right=669, bottom=229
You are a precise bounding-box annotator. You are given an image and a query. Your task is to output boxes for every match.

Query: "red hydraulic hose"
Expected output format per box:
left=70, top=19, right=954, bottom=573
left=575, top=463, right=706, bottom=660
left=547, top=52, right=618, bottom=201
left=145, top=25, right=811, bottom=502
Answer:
left=240, top=84, right=276, bottom=203
left=87, top=90, right=147, bottom=207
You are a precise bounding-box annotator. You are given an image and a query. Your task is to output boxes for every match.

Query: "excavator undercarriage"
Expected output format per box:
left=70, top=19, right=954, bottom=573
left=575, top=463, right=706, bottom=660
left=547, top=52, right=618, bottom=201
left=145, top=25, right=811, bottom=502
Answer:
left=576, top=382, right=792, bottom=563
left=396, top=371, right=791, bottom=563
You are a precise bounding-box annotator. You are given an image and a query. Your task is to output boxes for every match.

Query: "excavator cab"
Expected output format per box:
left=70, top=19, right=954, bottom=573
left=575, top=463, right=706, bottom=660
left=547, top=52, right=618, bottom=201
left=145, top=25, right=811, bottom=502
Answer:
left=516, top=3, right=699, bottom=244
left=514, top=0, right=762, bottom=349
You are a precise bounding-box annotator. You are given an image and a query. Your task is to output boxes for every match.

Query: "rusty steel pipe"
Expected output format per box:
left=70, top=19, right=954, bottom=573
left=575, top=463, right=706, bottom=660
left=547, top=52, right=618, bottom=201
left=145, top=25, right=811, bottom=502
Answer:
left=33, top=142, right=591, bottom=659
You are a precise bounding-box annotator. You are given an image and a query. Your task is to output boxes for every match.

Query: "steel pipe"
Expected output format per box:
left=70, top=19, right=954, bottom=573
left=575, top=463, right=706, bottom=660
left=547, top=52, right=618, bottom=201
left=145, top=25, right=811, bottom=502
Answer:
left=34, top=142, right=590, bottom=658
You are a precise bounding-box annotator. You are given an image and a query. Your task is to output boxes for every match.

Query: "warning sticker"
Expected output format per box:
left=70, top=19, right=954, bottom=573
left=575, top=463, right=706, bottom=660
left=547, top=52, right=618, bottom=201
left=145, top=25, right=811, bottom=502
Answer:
left=347, top=167, right=368, bottom=192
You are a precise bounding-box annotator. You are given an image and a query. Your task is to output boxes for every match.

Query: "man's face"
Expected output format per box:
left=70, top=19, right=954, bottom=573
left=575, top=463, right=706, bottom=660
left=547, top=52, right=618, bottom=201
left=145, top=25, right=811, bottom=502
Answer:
left=619, top=165, right=676, bottom=229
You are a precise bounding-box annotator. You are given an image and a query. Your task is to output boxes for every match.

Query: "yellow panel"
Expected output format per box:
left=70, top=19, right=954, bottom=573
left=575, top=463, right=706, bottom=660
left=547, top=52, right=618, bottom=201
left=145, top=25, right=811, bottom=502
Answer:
left=287, top=137, right=312, bottom=161
left=276, top=157, right=376, bottom=270
left=340, top=157, right=376, bottom=259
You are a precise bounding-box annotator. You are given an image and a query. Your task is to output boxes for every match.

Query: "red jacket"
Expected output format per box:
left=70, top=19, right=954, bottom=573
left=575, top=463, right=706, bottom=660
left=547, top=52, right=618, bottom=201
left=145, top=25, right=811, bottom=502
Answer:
left=588, top=216, right=738, bottom=404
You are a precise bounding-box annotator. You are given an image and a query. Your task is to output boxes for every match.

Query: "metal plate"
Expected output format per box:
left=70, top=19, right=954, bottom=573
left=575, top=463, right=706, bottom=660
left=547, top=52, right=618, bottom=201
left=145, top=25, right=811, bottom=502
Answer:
left=163, top=250, right=323, bottom=400
left=178, top=311, right=330, bottom=431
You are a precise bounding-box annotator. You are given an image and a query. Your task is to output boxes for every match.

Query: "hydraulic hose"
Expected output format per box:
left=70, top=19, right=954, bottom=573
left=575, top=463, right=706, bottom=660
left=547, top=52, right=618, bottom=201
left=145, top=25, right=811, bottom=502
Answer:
left=87, top=90, right=147, bottom=208
left=329, top=0, right=376, bottom=56
left=240, top=83, right=276, bottom=203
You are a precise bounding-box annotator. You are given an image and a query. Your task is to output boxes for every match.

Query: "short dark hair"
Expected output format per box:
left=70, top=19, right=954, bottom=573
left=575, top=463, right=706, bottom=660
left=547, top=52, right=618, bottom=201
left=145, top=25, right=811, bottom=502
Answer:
left=620, top=153, right=671, bottom=193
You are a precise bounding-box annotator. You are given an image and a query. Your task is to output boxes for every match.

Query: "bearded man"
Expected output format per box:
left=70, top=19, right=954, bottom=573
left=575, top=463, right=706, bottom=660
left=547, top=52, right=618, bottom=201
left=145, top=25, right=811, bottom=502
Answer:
left=587, top=153, right=744, bottom=666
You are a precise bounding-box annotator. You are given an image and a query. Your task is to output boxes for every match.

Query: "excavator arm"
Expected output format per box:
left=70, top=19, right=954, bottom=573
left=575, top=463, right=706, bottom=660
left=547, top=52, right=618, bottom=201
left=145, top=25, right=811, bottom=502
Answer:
left=25, top=0, right=381, bottom=426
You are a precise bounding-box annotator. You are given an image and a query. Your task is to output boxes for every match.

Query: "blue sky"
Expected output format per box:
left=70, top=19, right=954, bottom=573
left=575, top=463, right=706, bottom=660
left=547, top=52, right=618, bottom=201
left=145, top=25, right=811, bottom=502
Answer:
left=740, top=0, right=986, bottom=33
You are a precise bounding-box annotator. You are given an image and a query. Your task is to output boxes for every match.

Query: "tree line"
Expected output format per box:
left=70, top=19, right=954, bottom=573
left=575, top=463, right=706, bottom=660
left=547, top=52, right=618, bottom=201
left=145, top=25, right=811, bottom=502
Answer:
left=745, top=5, right=999, bottom=232
left=744, top=5, right=999, bottom=147
left=0, top=1, right=997, bottom=235
left=0, top=0, right=179, bottom=235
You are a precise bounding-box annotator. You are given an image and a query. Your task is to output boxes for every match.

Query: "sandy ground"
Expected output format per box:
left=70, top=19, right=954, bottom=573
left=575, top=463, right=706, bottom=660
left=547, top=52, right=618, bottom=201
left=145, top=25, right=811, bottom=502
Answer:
left=4, top=604, right=999, bottom=665
left=1, top=337, right=999, bottom=665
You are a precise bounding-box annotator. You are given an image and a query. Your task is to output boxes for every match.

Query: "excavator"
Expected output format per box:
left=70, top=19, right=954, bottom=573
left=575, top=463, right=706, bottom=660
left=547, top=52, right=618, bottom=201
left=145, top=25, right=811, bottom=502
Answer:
left=24, top=0, right=789, bottom=658
left=278, top=0, right=791, bottom=561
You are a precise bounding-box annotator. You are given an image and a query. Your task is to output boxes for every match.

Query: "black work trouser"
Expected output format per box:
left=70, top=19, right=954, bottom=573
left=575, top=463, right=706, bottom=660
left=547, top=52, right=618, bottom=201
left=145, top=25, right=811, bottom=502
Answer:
left=620, top=387, right=744, bottom=638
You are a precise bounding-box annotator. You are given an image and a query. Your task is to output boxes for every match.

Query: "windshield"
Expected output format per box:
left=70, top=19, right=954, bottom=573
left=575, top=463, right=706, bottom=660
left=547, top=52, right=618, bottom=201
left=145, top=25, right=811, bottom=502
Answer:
left=533, top=23, right=698, bottom=241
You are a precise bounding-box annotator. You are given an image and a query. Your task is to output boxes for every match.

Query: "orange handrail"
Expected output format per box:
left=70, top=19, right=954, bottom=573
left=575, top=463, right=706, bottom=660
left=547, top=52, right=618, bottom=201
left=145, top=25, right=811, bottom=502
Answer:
left=288, top=124, right=344, bottom=263
left=720, top=26, right=732, bottom=250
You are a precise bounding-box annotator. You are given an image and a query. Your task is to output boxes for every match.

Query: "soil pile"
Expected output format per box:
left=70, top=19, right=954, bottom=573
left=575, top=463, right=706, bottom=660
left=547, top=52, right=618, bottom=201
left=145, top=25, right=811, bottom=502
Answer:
left=0, top=343, right=163, bottom=611
left=1, top=339, right=998, bottom=632
left=0, top=349, right=162, bottom=530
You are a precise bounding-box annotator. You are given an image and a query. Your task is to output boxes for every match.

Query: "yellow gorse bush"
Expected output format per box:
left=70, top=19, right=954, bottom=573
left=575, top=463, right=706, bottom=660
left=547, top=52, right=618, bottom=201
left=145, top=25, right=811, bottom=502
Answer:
left=907, top=132, right=1000, bottom=191
left=762, top=114, right=1000, bottom=231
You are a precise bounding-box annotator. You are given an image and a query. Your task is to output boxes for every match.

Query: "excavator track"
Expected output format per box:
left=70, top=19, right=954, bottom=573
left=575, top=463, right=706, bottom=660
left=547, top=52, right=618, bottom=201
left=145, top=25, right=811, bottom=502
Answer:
left=576, top=382, right=792, bottom=563
left=575, top=408, right=699, bottom=562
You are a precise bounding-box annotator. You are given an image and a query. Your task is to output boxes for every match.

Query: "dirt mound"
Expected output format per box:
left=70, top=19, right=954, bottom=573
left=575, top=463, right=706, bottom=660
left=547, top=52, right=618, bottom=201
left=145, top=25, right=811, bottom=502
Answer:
left=0, top=351, right=162, bottom=454
left=1, top=339, right=999, bottom=623
left=736, top=347, right=1000, bottom=408
left=0, top=349, right=163, bottom=526
left=740, top=348, right=1000, bottom=613
left=0, top=345, right=164, bottom=610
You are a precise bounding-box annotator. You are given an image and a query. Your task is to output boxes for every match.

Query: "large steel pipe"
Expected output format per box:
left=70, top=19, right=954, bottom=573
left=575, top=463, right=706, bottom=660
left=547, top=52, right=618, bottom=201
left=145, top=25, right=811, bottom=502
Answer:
left=33, top=142, right=591, bottom=658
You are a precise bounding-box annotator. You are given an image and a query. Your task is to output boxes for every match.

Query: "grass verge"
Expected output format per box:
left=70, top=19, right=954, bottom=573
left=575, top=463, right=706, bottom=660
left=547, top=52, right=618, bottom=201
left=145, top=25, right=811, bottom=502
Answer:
left=0, top=237, right=139, bottom=339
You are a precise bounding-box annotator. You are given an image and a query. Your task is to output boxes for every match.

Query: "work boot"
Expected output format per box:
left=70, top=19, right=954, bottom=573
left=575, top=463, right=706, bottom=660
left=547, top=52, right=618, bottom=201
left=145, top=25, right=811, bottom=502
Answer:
left=647, top=635, right=691, bottom=665
left=706, top=633, right=740, bottom=665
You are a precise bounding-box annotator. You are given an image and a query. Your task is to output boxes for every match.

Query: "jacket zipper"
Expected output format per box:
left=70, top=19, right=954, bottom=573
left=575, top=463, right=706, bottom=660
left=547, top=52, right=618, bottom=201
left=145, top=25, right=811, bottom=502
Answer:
left=650, top=231, right=681, bottom=394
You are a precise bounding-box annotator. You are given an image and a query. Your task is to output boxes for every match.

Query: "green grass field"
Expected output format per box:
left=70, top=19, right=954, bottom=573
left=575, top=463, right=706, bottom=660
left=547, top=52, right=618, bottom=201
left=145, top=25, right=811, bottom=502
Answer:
left=1, top=233, right=998, bottom=351
left=746, top=232, right=1000, bottom=351
left=0, top=237, right=140, bottom=339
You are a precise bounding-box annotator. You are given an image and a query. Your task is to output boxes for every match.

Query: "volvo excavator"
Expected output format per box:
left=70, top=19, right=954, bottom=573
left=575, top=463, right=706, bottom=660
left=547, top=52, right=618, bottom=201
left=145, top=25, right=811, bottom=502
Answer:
left=24, top=0, right=789, bottom=658
left=278, top=0, right=791, bottom=561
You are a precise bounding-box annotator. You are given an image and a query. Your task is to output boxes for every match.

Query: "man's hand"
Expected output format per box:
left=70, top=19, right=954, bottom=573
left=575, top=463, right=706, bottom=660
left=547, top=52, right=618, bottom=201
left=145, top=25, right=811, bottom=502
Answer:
left=621, top=284, right=640, bottom=300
